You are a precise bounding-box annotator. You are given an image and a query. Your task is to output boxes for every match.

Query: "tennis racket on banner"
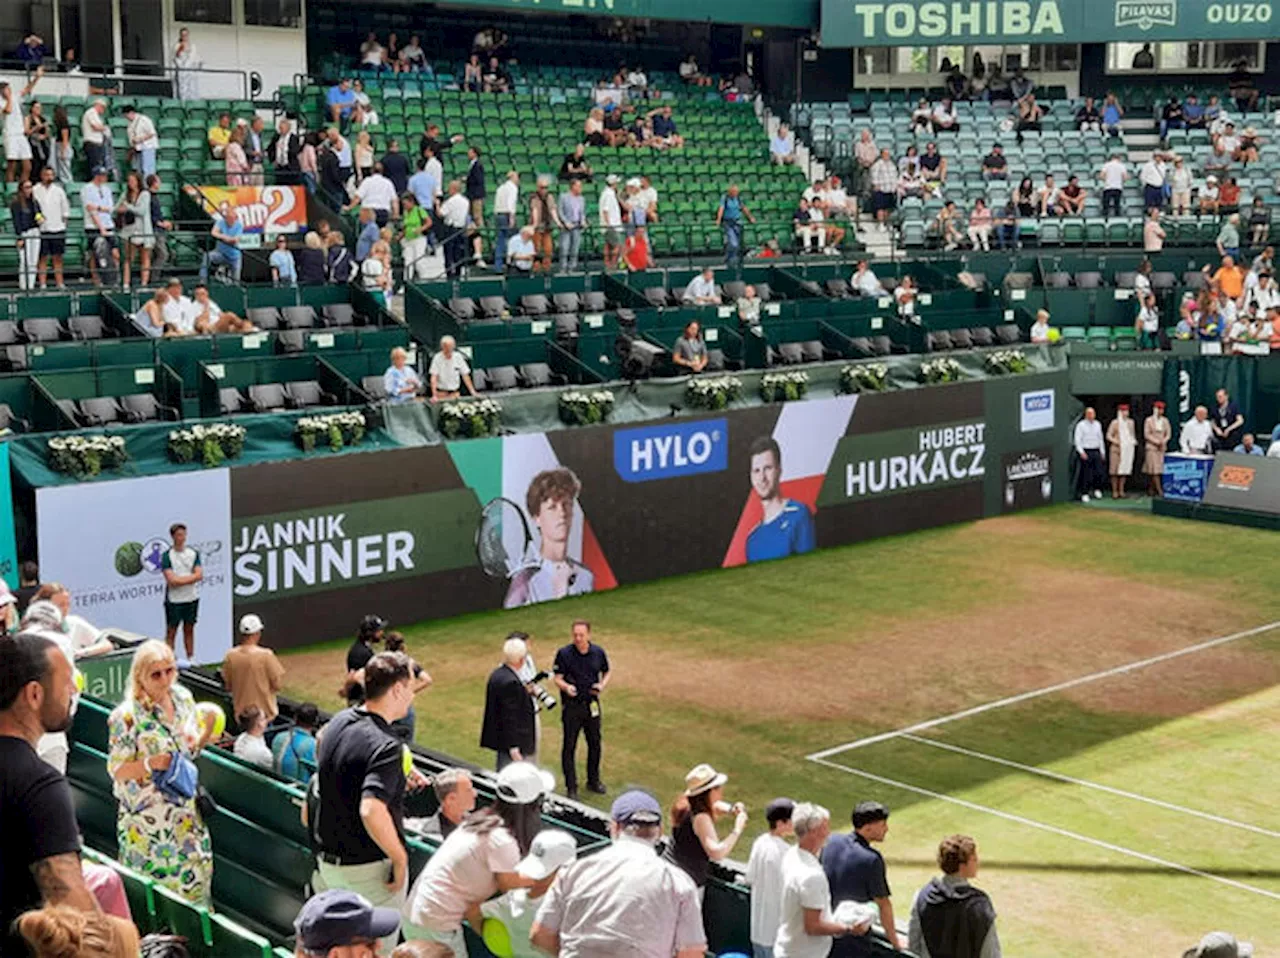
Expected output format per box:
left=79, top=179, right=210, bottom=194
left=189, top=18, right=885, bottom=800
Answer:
left=475, top=496, right=540, bottom=580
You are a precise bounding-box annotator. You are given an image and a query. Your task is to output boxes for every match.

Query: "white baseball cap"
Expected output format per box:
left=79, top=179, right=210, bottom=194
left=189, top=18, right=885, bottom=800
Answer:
left=516, top=829, right=577, bottom=880
left=495, top=762, right=555, bottom=805
left=239, top=613, right=264, bottom=634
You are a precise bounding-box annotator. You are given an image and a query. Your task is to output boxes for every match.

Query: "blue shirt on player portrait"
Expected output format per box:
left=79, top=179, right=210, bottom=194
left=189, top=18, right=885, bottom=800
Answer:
left=745, top=500, right=815, bottom=562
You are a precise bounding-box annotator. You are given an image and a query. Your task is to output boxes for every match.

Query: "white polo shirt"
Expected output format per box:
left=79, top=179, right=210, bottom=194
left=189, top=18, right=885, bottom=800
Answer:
left=429, top=350, right=470, bottom=391
left=356, top=173, right=397, bottom=211
left=774, top=845, right=835, bottom=958
left=494, top=179, right=519, bottom=216
left=1101, top=159, right=1127, bottom=190
left=599, top=187, right=622, bottom=228
left=440, top=193, right=469, bottom=229
left=81, top=108, right=105, bottom=145
left=745, top=832, right=791, bottom=948
left=32, top=183, right=69, bottom=233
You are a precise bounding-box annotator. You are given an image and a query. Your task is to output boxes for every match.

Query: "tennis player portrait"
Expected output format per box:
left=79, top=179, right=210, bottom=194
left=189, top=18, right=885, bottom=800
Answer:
left=498, top=467, right=595, bottom=608
left=745, top=435, right=815, bottom=562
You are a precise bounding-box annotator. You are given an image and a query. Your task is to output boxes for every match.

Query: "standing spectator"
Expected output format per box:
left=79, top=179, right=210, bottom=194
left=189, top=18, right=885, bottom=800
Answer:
left=1139, top=152, right=1166, bottom=210
left=1135, top=292, right=1161, bottom=349
left=380, top=138, right=410, bottom=196
left=13, top=561, right=40, bottom=616
left=344, top=614, right=385, bottom=706
left=146, top=173, right=172, bottom=272
left=481, top=635, right=537, bottom=770
left=1181, top=405, right=1215, bottom=454
left=439, top=180, right=470, bottom=278
left=1075, top=407, right=1107, bottom=501
left=409, top=154, right=442, bottom=216
left=824, top=801, right=903, bottom=956
left=907, top=835, right=1001, bottom=958
left=717, top=183, right=755, bottom=267
left=352, top=208, right=379, bottom=264
left=529, top=175, right=560, bottom=274
left=346, top=162, right=398, bottom=228
left=115, top=171, right=153, bottom=290
left=868, top=149, right=898, bottom=231
left=199, top=203, right=243, bottom=283
left=531, top=790, right=707, bottom=958
left=421, top=768, right=477, bottom=841
left=403, top=762, right=552, bottom=955
left=1144, top=207, right=1166, bottom=253
left=854, top=128, right=878, bottom=196
left=669, top=764, right=748, bottom=897
left=3, top=67, right=41, bottom=183
left=771, top=124, right=796, bottom=165
left=272, top=702, right=319, bottom=783
left=233, top=706, right=273, bottom=770
left=1144, top=402, right=1172, bottom=497
left=51, top=104, right=71, bottom=183
left=268, top=117, right=301, bottom=184
left=173, top=27, right=201, bottom=99
left=107, top=640, right=214, bottom=902
left=1228, top=58, right=1259, bottom=111
left=776, top=803, right=869, bottom=958
left=383, top=346, right=423, bottom=405
left=246, top=116, right=266, bottom=185
left=465, top=146, right=486, bottom=232
left=0, top=632, right=95, bottom=956
left=80, top=98, right=108, bottom=174
left=296, top=231, right=327, bottom=284
left=10, top=179, right=42, bottom=291
left=745, top=798, right=796, bottom=958
left=1217, top=215, right=1242, bottom=259
left=557, top=178, right=587, bottom=272
left=400, top=193, right=432, bottom=283
left=382, top=632, right=431, bottom=742
left=222, top=612, right=284, bottom=723
left=553, top=620, right=610, bottom=799
left=980, top=143, right=1007, bottom=181
left=207, top=111, right=231, bottom=159
left=1107, top=405, right=1138, bottom=498
left=493, top=169, right=519, bottom=271
left=967, top=198, right=992, bottom=251
left=1248, top=196, right=1270, bottom=246
left=161, top=522, right=201, bottom=663
left=1212, top=388, right=1245, bottom=450
left=315, top=652, right=421, bottom=953
left=316, top=136, right=346, bottom=210
left=25, top=99, right=50, bottom=175
left=225, top=124, right=252, bottom=184
left=123, top=104, right=158, bottom=179
left=428, top=335, right=476, bottom=402
left=361, top=240, right=393, bottom=306
left=269, top=234, right=297, bottom=285
left=1099, top=153, right=1128, bottom=217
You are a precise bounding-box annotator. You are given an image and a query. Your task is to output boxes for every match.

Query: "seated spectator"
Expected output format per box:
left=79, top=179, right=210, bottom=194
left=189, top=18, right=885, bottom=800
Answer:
left=944, top=65, right=968, bottom=100
left=626, top=64, right=650, bottom=98
left=1203, top=142, right=1233, bottom=177
left=583, top=107, right=608, bottom=148
left=463, top=54, right=484, bottom=93
left=558, top=144, right=592, bottom=181
left=996, top=199, right=1021, bottom=249
left=1101, top=93, right=1124, bottom=136
left=981, top=143, right=1007, bottom=180
left=650, top=105, right=683, bottom=148
left=808, top=202, right=844, bottom=253
left=602, top=102, right=628, bottom=144
left=910, top=99, right=932, bottom=136
left=1016, top=94, right=1044, bottom=142
left=505, top=225, right=536, bottom=272
left=894, top=274, right=919, bottom=318
left=932, top=97, right=959, bottom=133
left=1219, top=177, right=1241, bottom=214
left=933, top=201, right=962, bottom=251
left=351, top=80, right=378, bottom=127
left=1215, top=121, right=1240, bottom=158
left=14, top=33, right=46, bottom=64
left=1014, top=177, right=1036, bottom=217
left=295, top=231, right=327, bottom=284
left=672, top=320, right=709, bottom=373
left=420, top=768, right=477, bottom=840
left=918, top=141, right=947, bottom=187
left=1037, top=174, right=1062, bottom=216
left=269, top=235, right=297, bottom=286
left=207, top=111, right=231, bottom=158
left=187, top=282, right=256, bottom=334
left=1238, top=126, right=1262, bottom=165
left=1135, top=293, right=1161, bottom=348
left=1183, top=93, right=1206, bottom=129
left=1056, top=175, right=1085, bottom=215
left=771, top=123, right=796, bottom=165
left=360, top=32, right=387, bottom=71
left=233, top=706, right=273, bottom=770
left=897, top=161, right=925, bottom=200
left=679, top=53, right=712, bottom=86
left=824, top=175, right=853, bottom=218
left=400, top=34, right=428, bottom=73
left=898, top=144, right=921, bottom=176
left=793, top=198, right=820, bottom=252
left=851, top=259, right=886, bottom=297
left=1009, top=67, right=1034, bottom=102
left=1075, top=96, right=1101, bottom=133
left=683, top=268, right=720, bottom=306
left=737, top=285, right=762, bottom=327
left=15, top=906, right=139, bottom=958
left=326, top=78, right=357, bottom=127
left=483, top=56, right=511, bottom=94
left=199, top=203, right=244, bottom=283
left=1160, top=97, right=1184, bottom=144
left=908, top=835, right=1001, bottom=958
left=967, top=198, right=992, bottom=251
left=1200, top=174, right=1221, bottom=214
left=271, top=702, right=319, bottom=783
left=1030, top=308, right=1052, bottom=343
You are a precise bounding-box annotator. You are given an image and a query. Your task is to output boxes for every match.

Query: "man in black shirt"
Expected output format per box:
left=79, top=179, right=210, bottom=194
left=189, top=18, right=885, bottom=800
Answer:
left=344, top=614, right=385, bottom=704
left=553, top=619, right=611, bottom=800
left=980, top=144, right=1007, bottom=181
left=418, top=123, right=463, bottom=163
left=315, top=650, right=421, bottom=952
left=480, top=633, right=537, bottom=770
left=13, top=560, right=39, bottom=617
left=379, top=139, right=411, bottom=196
left=823, top=801, right=902, bottom=955
left=1, top=632, right=96, bottom=957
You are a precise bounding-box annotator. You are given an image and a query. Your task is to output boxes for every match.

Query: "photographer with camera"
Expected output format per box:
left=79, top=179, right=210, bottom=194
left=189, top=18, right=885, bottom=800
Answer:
left=513, top=633, right=557, bottom=761
left=481, top=634, right=538, bottom=771
left=553, top=620, right=610, bottom=801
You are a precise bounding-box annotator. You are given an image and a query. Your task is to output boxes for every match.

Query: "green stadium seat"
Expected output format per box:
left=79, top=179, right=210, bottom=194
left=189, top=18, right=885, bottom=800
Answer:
left=153, top=884, right=213, bottom=952
left=210, top=912, right=273, bottom=958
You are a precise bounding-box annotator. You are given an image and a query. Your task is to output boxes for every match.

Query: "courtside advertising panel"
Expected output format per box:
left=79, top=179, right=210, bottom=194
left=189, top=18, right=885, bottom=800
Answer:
left=1201, top=452, right=1280, bottom=514
left=36, top=470, right=234, bottom=663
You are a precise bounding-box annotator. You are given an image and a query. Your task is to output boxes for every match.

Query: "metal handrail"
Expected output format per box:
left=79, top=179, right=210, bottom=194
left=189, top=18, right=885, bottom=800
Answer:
left=0, top=58, right=253, bottom=101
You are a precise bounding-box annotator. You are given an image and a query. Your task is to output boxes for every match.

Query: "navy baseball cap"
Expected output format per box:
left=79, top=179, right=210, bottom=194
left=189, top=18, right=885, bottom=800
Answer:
left=611, top=789, right=662, bottom=826
left=766, top=797, right=796, bottom=826
left=294, top=890, right=400, bottom=951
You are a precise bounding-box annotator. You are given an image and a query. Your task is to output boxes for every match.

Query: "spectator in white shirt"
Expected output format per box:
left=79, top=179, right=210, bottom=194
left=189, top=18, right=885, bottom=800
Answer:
left=893, top=275, right=918, bottom=318
left=33, top=165, right=69, bottom=289
left=1037, top=175, right=1061, bottom=216
left=1139, top=154, right=1167, bottom=211
left=909, top=99, right=932, bottom=136
left=745, top=798, right=795, bottom=958
left=80, top=167, right=118, bottom=286
left=493, top=169, right=519, bottom=272
left=824, top=176, right=852, bottom=218
left=771, top=124, right=796, bottom=165
left=505, top=225, right=536, bottom=272
left=931, top=97, right=959, bottom=133
left=1075, top=407, right=1107, bottom=500
left=233, top=706, right=273, bottom=770
left=439, top=180, right=470, bottom=277
left=1029, top=309, right=1052, bottom=344
left=80, top=98, right=108, bottom=172
left=344, top=161, right=398, bottom=227
left=774, top=803, right=868, bottom=958
left=851, top=259, right=886, bottom=297
left=429, top=335, right=476, bottom=402
left=683, top=267, right=720, bottom=305
left=122, top=104, right=159, bottom=179
left=599, top=173, right=624, bottom=270
left=1180, top=405, right=1215, bottom=454
left=1099, top=154, right=1128, bottom=217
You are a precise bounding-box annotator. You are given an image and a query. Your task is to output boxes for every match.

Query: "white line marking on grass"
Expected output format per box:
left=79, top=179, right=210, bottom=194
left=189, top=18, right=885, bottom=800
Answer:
left=811, top=756, right=1280, bottom=902
left=806, top=619, right=1280, bottom=761
left=901, top=734, right=1280, bottom=840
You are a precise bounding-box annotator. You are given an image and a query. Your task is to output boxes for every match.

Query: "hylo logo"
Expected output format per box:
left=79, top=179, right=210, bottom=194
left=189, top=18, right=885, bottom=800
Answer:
left=613, top=418, right=729, bottom=482
left=1115, top=0, right=1177, bottom=29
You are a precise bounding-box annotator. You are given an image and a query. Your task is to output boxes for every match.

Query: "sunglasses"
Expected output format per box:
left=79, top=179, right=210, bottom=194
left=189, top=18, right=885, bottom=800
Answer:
left=148, top=665, right=176, bottom=681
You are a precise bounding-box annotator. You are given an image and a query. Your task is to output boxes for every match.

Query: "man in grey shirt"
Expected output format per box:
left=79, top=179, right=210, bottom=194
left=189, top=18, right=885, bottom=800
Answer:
left=672, top=319, right=708, bottom=373
left=558, top=178, right=587, bottom=272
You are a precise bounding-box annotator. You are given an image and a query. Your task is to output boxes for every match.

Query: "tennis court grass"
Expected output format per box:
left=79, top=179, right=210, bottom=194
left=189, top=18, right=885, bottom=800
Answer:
left=281, top=505, right=1280, bottom=954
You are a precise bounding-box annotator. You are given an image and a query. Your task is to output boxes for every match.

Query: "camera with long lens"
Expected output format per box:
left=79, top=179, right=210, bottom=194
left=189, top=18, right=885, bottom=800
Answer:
left=527, top=670, right=558, bottom=711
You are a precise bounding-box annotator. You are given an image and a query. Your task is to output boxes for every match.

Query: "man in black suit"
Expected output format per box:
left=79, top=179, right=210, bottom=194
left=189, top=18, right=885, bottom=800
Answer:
left=480, top=632, right=536, bottom=770
left=465, top=145, right=486, bottom=229
left=268, top=117, right=302, bottom=185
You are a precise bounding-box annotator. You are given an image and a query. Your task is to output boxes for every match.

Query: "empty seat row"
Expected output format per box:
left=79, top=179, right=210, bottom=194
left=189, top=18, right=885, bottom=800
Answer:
left=1023, top=270, right=1187, bottom=290
left=0, top=316, right=112, bottom=344
left=773, top=340, right=830, bottom=365
left=927, top=325, right=1023, bottom=352
left=449, top=290, right=608, bottom=321
left=244, top=304, right=358, bottom=331
left=218, top=381, right=334, bottom=415
left=56, top=393, right=176, bottom=427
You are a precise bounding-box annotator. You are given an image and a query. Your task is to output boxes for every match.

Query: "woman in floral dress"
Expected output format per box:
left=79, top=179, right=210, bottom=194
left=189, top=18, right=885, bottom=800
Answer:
left=107, top=639, right=214, bottom=903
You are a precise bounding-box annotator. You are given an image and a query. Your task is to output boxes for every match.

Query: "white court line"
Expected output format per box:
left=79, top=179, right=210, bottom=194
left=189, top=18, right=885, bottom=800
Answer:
left=901, top=734, right=1280, bottom=840
left=807, top=619, right=1280, bottom=761
left=811, top=756, right=1280, bottom=902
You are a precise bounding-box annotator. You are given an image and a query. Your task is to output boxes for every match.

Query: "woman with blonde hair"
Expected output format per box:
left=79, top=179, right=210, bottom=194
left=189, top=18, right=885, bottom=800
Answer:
left=106, top=639, right=215, bottom=903
left=16, top=905, right=139, bottom=958
left=224, top=124, right=250, bottom=186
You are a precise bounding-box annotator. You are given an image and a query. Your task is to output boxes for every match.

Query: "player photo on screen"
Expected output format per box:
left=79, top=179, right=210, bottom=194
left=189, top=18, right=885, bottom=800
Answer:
left=503, top=466, right=595, bottom=607
left=745, top=436, right=815, bottom=562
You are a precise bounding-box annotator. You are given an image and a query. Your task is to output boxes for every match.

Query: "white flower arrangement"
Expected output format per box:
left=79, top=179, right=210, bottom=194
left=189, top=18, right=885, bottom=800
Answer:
left=983, top=349, right=1030, bottom=375
left=840, top=362, right=890, bottom=394
left=47, top=434, right=127, bottom=478
left=920, top=356, right=964, bottom=384
left=685, top=375, right=742, bottom=410
left=558, top=389, right=616, bottom=426
left=437, top=398, right=503, bottom=439
left=295, top=411, right=368, bottom=452
left=168, top=422, right=246, bottom=467
left=760, top=370, right=810, bottom=402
